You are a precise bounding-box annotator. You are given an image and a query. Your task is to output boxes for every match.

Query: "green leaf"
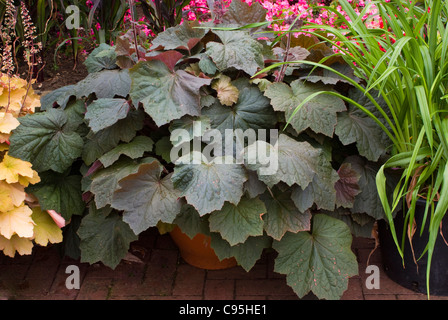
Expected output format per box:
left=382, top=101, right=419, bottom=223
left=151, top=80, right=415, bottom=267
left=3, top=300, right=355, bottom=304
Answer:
left=82, top=109, right=145, bottom=165
left=172, top=152, right=248, bottom=216
left=85, top=98, right=130, bottom=133
left=151, top=20, right=206, bottom=52
left=290, top=146, right=339, bottom=211
left=40, top=85, right=76, bottom=110
left=264, top=80, right=346, bottom=137
left=78, top=205, right=138, bottom=269
left=210, top=233, right=271, bottom=272
left=343, top=155, right=393, bottom=220
left=173, top=204, right=210, bottom=239
left=98, top=136, right=154, bottom=168
left=84, top=43, right=118, bottom=73
left=273, top=214, right=358, bottom=300
left=208, top=196, right=266, bottom=246
left=244, top=134, right=320, bottom=189
left=169, top=116, right=211, bottom=147
left=75, top=69, right=131, bottom=100
left=90, top=157, right=156, bottom=209
left=27, top=171, right=84, bottom=220
left=205, top=30, right=264, bottom=76
left=155, top=136, right=172, bottom=163
left=111, top=161, right=182, bottom=235
left=260, top=187, right=311, bottom=241
left=9, top=108, right=84, bottom=173
left=130, top=60, right=211, bottom=126
left=202, top=80, right=276, bottom=133
left=335, top=89, right=389, bottom=162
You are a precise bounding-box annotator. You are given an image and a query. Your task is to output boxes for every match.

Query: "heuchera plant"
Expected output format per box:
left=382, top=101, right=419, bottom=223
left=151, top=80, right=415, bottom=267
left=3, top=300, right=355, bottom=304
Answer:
left=8, top=0, right=391, bottom=299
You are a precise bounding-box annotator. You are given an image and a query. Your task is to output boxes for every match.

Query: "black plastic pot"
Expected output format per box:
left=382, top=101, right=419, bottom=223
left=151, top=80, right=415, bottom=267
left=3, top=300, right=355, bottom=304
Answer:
left=378, top=199, right=448, bottom=295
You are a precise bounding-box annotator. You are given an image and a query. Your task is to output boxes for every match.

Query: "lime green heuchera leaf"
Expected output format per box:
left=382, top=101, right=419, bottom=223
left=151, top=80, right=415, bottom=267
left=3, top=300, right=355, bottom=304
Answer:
left=208, top=195, right=266, bottom=246
left=31, top=207, right=63, bottom=246
left=210, top=233, right=271, bottom=272
left=130, top=60, right=211, bottom=126
left=9, top=108, right=84, bottom=173
left=264, top=80, right=346, bottom=137
left=245, top=134, right=320, bottom=189
left=260, top=186, right=311, bottom=241
left=111, top=160, right=182, bottom=235
left=205, top=30, right=264, bottom=76
left=172, top=152, right=247, bottom=216
left=273, top=214, right=358, bottom=300
left=85, top=98, right=130, bottom=133
left=27, top=171, right=85, bottom=220
left=78, top=205, right=138, bottom=269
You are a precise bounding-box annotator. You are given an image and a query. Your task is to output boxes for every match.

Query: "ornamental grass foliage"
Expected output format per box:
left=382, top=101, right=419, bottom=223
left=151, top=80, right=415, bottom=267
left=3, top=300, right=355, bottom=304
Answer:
left=5, top=0, right=395, bottom=300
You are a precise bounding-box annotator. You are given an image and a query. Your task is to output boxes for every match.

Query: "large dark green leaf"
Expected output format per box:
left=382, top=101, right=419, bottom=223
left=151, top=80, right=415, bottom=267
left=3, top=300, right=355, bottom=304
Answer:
left=208, top=196, right=266, bottom=246
left=210, top=233, right=271, bottom=272
left=27, top=171, right=85, bottom=220
left=260, top=187, right=311, bottom=241
left=111, top=161, right=182, bottom=235
left=83, top=43, right=118, bottom=73
left=202, top=79, right=276, bottom=134
left=85, top=98, right=130, bottom=133
left=291, top=145, right=339, bottom=211
left=130, top=60, right=211, bottom=126
left=78, top=205, right=137, bottom=269
left=75, top=69, right=131, bottom=100
left=89, top=157, right=156, bottom=209
left=264, top=80, right=346, bottom=137
left=9, top=108, right=84, bottom=173
left=151, top=20, right=206, bottom=52
left=172, top=152, right=247, bottom=216
left=273, top=214, right=358, bottom=300
left=98, top=136, right=154, bottom=168
left=244, top=134, right=320, bottom=189
left=205, top=30, right=264, bottom=76
left=82, top=109, right=145, bottom=165
left=335, top=88, right=390, bottom=162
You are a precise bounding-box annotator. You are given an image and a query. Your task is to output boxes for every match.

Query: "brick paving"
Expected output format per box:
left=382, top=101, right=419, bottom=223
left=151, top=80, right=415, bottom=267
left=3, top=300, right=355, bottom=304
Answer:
left=1, top=227, right=447, bottom=300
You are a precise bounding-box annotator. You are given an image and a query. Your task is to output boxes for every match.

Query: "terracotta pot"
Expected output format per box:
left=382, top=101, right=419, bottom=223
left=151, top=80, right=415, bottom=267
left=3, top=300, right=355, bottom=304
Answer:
left=170, top=226, right=237, bottom=270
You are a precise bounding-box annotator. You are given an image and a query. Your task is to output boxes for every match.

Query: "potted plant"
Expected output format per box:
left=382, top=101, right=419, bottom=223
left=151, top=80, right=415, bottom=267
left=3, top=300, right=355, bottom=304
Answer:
left=280, top=0, right=448, bottom=297
left=8, top=0, right=392, bottom=299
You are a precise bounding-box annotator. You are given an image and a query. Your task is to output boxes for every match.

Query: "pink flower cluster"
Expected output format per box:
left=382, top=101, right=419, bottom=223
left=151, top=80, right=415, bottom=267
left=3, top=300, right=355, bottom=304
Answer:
left=184, top=0, right=380, bottom=33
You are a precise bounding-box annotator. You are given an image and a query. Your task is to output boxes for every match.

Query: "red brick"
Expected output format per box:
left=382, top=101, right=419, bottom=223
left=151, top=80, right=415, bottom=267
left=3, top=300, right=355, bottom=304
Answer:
left=341, top=277, right=364, bottom=300
left=364, top=294, right=397, bottom=300
left=207, top=264, right=266, bottom=280
left=76, top=278, right=112, bottom=300
left=173, top=264, right=205, bottom=296
left=204, top=279, right=234, bottom=299
left=235, top=279, right=295, bottom=296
